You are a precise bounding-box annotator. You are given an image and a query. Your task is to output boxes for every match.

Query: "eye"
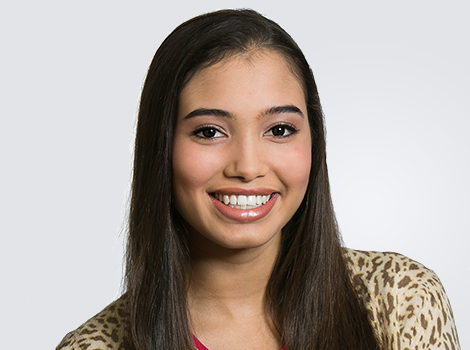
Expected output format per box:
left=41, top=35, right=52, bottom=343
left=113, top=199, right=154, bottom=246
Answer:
left=266, top=124, right=298, bottom=138
left=194, top=126, right=224, bottom=139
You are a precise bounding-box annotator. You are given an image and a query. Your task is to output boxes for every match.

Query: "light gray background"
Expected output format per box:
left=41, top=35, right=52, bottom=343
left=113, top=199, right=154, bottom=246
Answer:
left=1, top=1, right=468, bottom=349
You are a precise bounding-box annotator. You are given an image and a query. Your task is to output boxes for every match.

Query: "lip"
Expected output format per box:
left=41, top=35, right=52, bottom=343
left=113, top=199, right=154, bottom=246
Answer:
left=210, top=192, right=279, bottom=223
left=210, top=187, right=275, bottom=196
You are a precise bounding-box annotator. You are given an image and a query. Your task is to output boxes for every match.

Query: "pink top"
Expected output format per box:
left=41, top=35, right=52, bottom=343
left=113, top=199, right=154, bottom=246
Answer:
left=192, top=334, right=285, bottom=350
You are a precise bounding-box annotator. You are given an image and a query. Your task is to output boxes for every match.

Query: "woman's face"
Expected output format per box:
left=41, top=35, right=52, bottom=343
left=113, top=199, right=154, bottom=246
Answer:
left=172, top=50, right=311, bottom=252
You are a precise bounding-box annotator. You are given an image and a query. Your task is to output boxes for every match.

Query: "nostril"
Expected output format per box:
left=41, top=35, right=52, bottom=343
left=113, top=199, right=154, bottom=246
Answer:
left=223, top=161, right=269, bottom=181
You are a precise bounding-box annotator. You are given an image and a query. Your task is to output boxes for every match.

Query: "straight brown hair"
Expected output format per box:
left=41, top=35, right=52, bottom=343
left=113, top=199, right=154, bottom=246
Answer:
left=126, top=9, right=380, bottom=350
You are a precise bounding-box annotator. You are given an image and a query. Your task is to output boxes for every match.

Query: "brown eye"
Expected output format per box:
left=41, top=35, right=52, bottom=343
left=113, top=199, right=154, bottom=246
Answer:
left=202, top=128, right=217, bottom=137
left=272, top=126, right=287, bottom=136
left=267, top=124, right=298, bottom=138
left=194, top=126, right=224, bottom=139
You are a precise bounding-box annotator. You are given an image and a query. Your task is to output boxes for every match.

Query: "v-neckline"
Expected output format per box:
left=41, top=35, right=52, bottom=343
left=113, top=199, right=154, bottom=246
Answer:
left=192, top=334, right=210, bottom=350
left=192, top=334, right=285, bottom=350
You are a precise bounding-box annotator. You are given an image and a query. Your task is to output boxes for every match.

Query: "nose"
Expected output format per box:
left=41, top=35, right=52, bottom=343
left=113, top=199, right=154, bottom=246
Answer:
left=223, top=137, right=269, bottom=182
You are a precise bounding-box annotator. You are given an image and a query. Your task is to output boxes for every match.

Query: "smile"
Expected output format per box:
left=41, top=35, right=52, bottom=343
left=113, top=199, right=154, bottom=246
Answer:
left=212, top=193, right=272, bottom=209
left=210, top=192, right=279, bottom=223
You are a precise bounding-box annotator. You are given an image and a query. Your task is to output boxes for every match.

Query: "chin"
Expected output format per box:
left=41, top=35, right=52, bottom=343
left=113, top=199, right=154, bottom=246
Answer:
left=191, top=226, right=282, bottom=254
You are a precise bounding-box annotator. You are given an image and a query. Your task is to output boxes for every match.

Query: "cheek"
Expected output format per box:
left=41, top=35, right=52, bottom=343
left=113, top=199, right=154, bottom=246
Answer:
left=172, top=140, right=223, bottom=194
left=276, top=142, right=312, bottom=194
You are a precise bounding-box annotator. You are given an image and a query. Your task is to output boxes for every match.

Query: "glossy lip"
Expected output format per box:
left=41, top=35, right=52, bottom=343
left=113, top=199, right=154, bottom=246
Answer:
left=210, top=192, right=279, bottom=223
left=210, top=187, right=275, bottom=196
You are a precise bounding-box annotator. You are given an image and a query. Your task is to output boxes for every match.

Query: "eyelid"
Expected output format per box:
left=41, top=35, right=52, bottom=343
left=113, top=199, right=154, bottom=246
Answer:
left=192, top=124, right=226, bottom=139
left=265, top=123, right=299, bottom=138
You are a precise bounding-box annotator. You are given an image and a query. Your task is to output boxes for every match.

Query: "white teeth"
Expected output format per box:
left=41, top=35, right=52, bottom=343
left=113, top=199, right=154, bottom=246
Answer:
left=230, top=195, right=237, bottom=205
left=214, top=193, right=272, bottom=209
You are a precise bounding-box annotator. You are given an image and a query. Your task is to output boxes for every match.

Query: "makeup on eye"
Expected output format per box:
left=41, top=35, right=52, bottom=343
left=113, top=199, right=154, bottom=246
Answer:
left=265, top=123, right=299, bottom=138
left=191, top=123, right=300, bottom=140
left=193, top=125, right=226, bottom=139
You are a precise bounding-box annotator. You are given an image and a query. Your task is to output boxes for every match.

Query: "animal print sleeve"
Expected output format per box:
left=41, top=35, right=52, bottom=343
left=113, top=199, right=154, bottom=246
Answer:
left=55, top=320, right=117, bottom=350
left=56, top=331, right=78, bottom=350
left=55, top=295, right=131, bottom=350
left=396, top=262, right=460, bottom=349
left=346, top=250, right=460, bottom=350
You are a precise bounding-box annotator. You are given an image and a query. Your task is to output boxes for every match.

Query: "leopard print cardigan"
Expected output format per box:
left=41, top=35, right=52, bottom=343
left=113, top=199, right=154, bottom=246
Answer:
left=56, top=250, right=460, bottom=350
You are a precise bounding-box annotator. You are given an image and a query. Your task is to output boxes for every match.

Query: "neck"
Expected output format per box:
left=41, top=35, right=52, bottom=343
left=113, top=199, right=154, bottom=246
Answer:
left=187, top=231, right=282, bottom=350
left=188, top=231, right=281, bottom=317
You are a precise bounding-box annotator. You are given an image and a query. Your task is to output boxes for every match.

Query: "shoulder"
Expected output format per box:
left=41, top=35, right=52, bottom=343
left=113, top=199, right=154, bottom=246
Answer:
left=56, top=294, right=132, bottom=350
left=344, top=249, right=460, bottom=350
left=344, top=249, right=440, bottom=292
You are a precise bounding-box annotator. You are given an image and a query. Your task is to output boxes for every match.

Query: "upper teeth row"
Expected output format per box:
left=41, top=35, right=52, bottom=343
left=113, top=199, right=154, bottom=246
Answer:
left=214, top=194, right=272, bottom=208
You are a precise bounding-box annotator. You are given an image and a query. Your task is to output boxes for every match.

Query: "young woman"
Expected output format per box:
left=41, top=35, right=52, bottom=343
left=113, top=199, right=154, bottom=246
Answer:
left=57, top=9, right=460, bottom=350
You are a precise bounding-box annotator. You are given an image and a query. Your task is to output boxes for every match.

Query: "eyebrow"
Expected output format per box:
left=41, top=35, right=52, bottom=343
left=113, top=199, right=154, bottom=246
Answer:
left=183, top=105, right=304, bottom=120
left=261, top=105, right=304, bottom=118
left=183, top=108, right=234, bottom=120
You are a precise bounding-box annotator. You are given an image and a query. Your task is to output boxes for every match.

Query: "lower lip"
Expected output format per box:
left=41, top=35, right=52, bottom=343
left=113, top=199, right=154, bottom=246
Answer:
left=210, top=193, right=279, bottom=223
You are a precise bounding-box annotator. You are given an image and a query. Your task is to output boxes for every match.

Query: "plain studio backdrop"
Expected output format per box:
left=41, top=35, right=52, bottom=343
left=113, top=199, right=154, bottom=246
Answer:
left=1, top=1, right=468, bottom=349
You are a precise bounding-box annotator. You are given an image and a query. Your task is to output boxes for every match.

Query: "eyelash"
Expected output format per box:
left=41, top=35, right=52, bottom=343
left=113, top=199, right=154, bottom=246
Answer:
left=192, top=123, right=299, bottom=140
left=193, top=125, right=225, bottom=139
left=265, top=123, right=299, bottom=138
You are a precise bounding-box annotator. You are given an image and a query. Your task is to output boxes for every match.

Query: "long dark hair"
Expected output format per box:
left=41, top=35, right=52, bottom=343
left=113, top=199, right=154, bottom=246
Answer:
left=126, top=9, right=380, bottom=350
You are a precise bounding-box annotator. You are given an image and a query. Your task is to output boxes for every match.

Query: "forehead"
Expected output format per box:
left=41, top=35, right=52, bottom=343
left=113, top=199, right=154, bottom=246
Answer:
left=185, top=49, right=301, bottom=87
left=178, top=50, right=306, bottom=115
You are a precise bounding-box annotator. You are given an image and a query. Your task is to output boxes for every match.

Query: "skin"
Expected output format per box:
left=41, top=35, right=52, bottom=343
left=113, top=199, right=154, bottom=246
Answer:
left=172, top=50, right=312, bottom=350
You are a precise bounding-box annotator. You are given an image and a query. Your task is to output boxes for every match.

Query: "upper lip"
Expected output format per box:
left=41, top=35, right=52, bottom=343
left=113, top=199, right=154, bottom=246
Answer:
left=210, top=187, right=277, bottom=196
